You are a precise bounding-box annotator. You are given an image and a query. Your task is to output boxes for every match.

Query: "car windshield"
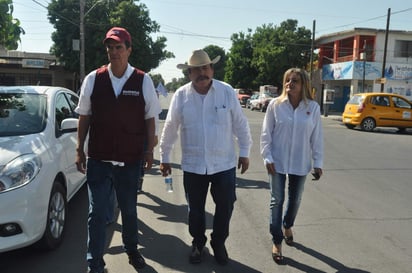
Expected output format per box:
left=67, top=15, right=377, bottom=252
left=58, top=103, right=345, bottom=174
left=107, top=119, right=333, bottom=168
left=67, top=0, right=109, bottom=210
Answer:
left=0, top=93, right=47, bottom=136
left=392, top=96, right=412, bottom=108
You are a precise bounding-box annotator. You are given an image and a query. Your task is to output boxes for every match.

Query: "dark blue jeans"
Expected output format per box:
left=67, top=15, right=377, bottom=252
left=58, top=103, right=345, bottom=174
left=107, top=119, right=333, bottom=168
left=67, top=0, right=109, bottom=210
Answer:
left=269, top=173, right=306, bottom=245
left=86, top=159, right=141, bottom=272
left=183, top=168, right=236, bottom=249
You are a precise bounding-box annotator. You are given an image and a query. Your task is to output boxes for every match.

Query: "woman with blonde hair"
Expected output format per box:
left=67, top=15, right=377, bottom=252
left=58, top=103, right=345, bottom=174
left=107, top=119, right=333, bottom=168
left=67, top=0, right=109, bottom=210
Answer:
left=260, top=68, right=324, bottom=264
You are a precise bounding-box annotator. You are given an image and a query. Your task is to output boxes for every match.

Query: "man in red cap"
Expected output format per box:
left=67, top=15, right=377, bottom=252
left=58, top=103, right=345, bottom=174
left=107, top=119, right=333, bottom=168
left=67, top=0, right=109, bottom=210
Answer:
left=75, top=26, right=160, bottom=273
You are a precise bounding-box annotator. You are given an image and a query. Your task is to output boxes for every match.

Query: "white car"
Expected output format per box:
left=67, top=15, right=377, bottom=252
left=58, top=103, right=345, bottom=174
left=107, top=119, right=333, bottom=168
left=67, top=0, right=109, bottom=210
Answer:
left=250, top=93, right=277, bottom=112
left=0, top=86, right=86, bottom=253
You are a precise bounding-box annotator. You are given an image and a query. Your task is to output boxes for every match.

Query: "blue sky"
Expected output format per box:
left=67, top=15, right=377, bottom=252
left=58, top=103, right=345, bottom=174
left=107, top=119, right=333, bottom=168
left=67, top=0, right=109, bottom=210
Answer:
left=12, top=0, right=412, bottom=83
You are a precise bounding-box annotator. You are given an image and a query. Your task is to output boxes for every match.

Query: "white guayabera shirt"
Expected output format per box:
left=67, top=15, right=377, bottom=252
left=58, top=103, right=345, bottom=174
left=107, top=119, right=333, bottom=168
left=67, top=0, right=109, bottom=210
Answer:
left=160, top=79, right=252, bottom=175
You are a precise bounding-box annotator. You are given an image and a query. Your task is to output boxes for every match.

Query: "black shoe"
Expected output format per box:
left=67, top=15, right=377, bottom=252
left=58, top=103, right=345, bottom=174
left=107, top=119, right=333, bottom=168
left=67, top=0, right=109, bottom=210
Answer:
left=210, top=241, right=229, bottom=265
left=128, top=251, right=146, bottom=269
left=284, top=235, right=294, bottom=246
left=189, top=244, right=203, bottom=264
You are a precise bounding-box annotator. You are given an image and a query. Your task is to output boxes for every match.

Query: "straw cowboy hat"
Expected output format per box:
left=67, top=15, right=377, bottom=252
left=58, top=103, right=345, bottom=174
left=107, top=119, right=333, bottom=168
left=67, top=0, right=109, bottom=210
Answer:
left=177, top=49, right=221, bottom=69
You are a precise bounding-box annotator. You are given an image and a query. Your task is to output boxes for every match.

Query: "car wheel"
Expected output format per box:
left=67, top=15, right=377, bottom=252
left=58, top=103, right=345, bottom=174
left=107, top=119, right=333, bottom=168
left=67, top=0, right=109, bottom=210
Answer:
left=345, top=124, right=355, bottom=129
left=361, top=118, right=376, bottom=131
left=36, top=181, right=67, bottom=250
left=397, top=128, right=406, bottom=134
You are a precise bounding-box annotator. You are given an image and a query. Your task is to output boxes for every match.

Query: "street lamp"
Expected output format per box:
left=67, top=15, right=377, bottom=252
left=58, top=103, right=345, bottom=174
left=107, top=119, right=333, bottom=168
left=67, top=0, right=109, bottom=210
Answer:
left=360, top=40, right=367, bottom=92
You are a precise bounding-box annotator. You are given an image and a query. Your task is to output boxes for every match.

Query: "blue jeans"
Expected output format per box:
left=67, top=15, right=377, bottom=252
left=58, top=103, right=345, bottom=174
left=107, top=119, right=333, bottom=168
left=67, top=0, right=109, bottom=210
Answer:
left=269, top=173, right=306, bottom=245
left=86, top=159, right=141, bottom=272
left=183, top=168, right=236, bottom=248
left=106, top=182, right=116, bottom=223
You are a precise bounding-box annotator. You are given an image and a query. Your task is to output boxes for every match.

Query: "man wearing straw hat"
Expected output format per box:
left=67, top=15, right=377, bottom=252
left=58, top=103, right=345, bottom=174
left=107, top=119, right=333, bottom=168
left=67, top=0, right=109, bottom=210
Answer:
left=159, top=49, right=252, bottom=265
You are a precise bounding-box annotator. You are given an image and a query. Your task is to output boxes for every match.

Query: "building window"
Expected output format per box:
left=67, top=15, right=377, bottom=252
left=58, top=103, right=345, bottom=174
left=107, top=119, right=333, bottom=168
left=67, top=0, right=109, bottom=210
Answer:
left=394, top=40, right=412, bottom=58
left=338, top=37, right=353, bottom=58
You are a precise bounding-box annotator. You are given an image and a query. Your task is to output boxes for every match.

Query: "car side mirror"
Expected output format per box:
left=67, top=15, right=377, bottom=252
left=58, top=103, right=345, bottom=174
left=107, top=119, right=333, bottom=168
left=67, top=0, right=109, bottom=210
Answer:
left=60, top=118, right=78, bottom=133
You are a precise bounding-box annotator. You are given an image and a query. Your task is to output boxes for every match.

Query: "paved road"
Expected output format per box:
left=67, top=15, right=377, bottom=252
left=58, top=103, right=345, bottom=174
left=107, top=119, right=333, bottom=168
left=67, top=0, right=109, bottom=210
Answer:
left=1, top=95, right=411, bottom=273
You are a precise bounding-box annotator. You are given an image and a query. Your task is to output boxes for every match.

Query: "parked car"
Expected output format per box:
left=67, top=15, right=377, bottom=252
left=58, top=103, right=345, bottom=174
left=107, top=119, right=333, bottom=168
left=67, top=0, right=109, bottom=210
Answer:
left=0, top=86, right=86, bottom=253
left=250, top=93, right=277, bottom=112
left=235, top=88, right=253, bottom=107
left=246, top=93, right=259, bottom=109
left=342, top=92, right=412, bottom=132
left=261, top=94, right=277, bottom=112
left=249, top=94, right=262, bottom=111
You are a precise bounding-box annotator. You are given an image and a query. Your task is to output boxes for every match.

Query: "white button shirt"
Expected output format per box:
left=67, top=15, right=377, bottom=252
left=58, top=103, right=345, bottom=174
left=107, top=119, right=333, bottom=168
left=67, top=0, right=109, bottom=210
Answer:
left=260, top=97, right=323, bottom=176
left=159, top=80, right=252, bottom=175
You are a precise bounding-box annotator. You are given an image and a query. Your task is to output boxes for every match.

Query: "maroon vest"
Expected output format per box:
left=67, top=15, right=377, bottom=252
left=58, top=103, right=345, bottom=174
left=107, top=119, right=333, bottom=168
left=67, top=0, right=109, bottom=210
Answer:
left=88, top=66, right=146, bottom=163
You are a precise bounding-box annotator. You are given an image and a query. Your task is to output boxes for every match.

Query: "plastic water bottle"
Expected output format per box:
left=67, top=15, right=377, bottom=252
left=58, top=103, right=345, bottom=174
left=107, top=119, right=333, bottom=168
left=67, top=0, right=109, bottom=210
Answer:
left=165, top=175, right=173, bottom=193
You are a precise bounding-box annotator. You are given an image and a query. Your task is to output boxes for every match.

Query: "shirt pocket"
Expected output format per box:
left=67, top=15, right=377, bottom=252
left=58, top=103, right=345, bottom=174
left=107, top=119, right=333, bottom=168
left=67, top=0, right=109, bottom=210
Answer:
left=215, top=107, right=230, bottom=125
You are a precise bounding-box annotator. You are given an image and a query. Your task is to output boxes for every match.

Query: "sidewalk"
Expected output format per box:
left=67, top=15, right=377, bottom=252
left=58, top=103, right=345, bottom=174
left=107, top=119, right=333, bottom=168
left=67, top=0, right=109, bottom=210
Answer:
left=321, top=111, right=342, bottom=122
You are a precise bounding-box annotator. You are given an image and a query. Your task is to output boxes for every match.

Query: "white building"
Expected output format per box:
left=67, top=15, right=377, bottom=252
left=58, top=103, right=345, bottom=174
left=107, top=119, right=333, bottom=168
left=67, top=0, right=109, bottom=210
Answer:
left=315, top=28, right=412, bottom=112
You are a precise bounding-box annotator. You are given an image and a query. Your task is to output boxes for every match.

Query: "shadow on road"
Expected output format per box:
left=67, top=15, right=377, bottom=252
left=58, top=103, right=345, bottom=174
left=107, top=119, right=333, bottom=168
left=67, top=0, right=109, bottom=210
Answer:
left=236, top=176, right=269, bottom=190
left=133, top=189, right=262, bottom=272
left=285, top=242, right=371, bottom=273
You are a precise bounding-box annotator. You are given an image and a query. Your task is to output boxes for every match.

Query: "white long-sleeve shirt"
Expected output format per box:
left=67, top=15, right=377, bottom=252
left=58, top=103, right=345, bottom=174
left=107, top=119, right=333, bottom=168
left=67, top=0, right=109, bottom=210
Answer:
left=260, top=97, right=323, bottom=176
left=159, top=80, right=252, bottom=175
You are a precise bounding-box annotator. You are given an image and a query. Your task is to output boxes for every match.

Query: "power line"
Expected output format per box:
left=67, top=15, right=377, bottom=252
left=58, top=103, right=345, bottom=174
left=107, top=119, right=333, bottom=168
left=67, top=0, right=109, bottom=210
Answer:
left=32, top=0, right=79, bottom=27
left=316, top=7, right=412, bottom=34
left=158, top=30, right=230, bottom=41
left=154, top=7, right=412, bottom=46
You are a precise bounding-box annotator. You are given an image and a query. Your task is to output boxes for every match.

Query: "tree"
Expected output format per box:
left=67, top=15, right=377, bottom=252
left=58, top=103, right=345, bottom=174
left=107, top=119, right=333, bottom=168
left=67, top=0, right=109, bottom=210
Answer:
left=203, top=45, right=226, bottom=81
left=149, top=73, right=164, bottom=87
left=47, top=0, right=173, bottom=76
left=251, top=19, right=312, bottom=87
left=164, top=20, right=312, bottom=91
left=225, top=30, right=258, bottom=89
left=224, top=20, right=312, bottom=90
left=165, top=77, right=186, bottom=92
left=0, top=0, right=24, bottom=50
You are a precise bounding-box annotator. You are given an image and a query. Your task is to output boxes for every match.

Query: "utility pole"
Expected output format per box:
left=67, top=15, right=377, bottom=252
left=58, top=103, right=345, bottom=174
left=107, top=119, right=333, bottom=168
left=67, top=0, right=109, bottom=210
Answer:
left=381, top=8, right=391, bottom=92
left=80, top=0, right=85, bottom=84
left=79, top=0, right=106, bottom=84
left=361, top=40, right=366, bottom=92
left=310, top=20, right=316, bottom=76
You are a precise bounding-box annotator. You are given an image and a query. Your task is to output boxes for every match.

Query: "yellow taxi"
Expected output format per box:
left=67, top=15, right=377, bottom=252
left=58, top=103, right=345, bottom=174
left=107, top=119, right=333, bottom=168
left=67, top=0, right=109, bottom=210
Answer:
left=342, top=92, right=412, bottom=132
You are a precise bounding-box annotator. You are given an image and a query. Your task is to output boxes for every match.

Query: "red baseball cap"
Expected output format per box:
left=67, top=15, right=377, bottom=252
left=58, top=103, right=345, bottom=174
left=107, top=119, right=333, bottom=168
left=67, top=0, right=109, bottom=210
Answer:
left=103, top=27, right=131, bottom=45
